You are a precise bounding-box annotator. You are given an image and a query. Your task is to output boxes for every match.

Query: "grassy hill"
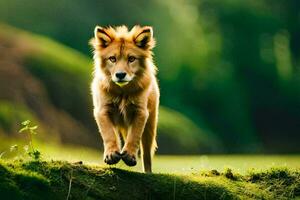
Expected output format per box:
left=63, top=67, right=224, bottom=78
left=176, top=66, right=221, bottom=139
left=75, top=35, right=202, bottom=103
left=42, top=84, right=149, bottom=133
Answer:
left=0, top=160, right=299, bottom=200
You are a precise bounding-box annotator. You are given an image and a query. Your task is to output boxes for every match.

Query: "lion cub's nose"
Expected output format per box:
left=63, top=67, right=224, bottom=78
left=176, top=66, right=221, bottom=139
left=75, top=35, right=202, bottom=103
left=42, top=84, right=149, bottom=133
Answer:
left=115, top=72, right=127, bottom=80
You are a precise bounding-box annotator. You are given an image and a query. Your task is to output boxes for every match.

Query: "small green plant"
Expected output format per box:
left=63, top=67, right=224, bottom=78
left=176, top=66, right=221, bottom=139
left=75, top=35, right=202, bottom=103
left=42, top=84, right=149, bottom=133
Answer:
left=19, top=120, right=41, bottom=160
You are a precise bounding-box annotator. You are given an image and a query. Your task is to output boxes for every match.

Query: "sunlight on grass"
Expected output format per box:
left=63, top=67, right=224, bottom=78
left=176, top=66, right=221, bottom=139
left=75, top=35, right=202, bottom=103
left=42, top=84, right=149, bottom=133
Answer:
left=1, top=137, right=299, bottom=174
left=152, top=155, right=300, bottom=174
left=38, top=144, right=300, bottom=174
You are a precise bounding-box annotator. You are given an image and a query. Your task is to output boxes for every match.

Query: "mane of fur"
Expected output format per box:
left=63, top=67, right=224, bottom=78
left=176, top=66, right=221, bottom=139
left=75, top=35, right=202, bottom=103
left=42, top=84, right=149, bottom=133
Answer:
left=90, top=25, right=157, bottom=96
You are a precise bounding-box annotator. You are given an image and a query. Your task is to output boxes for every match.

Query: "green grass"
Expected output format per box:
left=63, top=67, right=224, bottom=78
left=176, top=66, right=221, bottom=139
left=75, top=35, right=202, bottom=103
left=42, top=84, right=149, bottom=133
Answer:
left=37, top=142, right=300, bottom=174
left=152, top=155, right=300, bottom=174
left=0, top=160, right=299, bottom=200
left=1, top=138, right=299, bottom=199
left=1, top=137, right=299, bottom=174
left=40, top=145, right=300, bottom=175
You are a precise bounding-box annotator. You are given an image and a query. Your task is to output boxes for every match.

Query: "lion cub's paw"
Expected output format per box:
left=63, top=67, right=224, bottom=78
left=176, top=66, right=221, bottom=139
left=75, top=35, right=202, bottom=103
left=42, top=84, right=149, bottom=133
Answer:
left=121, top=151, right=137, bottom=166
left=104, top=151, right=121, bottom=165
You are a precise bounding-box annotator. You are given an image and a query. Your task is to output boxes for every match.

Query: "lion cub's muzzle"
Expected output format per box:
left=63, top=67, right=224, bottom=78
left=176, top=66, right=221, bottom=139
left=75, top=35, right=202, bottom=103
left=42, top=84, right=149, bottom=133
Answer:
left=113, top=71, right=132, bottom=87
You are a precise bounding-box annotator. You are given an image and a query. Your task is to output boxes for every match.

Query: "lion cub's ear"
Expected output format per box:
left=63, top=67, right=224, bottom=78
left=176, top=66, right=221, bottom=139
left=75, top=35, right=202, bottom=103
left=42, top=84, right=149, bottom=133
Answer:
left=133, top=26, right=155, bottom=49
left=94, top=26, right=113, bottom=48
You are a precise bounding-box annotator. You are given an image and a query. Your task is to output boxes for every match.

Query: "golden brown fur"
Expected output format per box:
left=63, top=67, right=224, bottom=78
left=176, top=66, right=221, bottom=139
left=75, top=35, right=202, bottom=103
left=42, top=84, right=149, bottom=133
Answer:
left=90, top=25, right=159, bottom=173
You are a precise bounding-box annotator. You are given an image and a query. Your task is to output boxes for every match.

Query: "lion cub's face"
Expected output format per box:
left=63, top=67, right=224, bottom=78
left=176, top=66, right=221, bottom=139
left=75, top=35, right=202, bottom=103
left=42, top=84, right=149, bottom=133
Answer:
left=91, top=25, right=155, bottom=87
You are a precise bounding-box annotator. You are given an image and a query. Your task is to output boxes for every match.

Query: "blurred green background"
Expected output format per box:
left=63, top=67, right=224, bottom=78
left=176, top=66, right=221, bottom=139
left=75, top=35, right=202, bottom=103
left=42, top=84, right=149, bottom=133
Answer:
left=0, top=0, right=299, bottom=155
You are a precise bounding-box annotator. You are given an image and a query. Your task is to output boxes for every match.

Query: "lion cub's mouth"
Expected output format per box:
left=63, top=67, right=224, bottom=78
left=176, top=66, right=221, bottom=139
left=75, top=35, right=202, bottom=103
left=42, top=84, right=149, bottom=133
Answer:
left=114, top=81, right=129, bottom=87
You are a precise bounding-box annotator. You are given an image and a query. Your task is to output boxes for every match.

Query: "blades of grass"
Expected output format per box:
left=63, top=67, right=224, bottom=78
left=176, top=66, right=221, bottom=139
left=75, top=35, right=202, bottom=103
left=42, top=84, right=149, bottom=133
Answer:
left=66, top=169, right=73, bottom=200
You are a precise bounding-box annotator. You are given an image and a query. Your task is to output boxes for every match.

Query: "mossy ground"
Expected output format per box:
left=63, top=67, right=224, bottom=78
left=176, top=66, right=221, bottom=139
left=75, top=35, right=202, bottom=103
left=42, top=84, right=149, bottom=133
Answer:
left=0, top=160, right=299, bottom=200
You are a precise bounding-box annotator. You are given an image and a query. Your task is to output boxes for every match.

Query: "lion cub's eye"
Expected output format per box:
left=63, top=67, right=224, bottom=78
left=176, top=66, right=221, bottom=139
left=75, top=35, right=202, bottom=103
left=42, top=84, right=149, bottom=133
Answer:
left=108, top=56, right=116, bottom=63
left=128, top=56, right=136, bottom=63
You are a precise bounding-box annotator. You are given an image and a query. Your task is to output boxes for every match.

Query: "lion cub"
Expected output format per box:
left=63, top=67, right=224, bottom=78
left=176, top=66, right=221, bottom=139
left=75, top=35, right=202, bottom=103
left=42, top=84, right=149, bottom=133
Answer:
left=90, top=25, right=159, bottom=173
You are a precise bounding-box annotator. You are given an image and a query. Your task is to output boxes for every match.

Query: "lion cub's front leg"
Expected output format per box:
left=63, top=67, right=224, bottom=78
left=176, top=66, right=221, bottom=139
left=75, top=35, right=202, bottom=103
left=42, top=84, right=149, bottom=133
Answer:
left=94, top=109, right=121, bottom=165
left=121, top=108, right=149, bottom=166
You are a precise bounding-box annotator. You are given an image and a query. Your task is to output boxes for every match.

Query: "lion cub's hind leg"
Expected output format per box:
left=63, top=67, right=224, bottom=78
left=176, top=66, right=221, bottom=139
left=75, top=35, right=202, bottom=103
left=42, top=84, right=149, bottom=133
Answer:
left=141, top=112, right=157, bottom=173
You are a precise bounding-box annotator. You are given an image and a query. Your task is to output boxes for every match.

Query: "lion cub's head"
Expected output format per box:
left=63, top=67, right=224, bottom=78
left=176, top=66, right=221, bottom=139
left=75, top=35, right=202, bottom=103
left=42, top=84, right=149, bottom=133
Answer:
left=91, top=25, right=156, bottom=87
